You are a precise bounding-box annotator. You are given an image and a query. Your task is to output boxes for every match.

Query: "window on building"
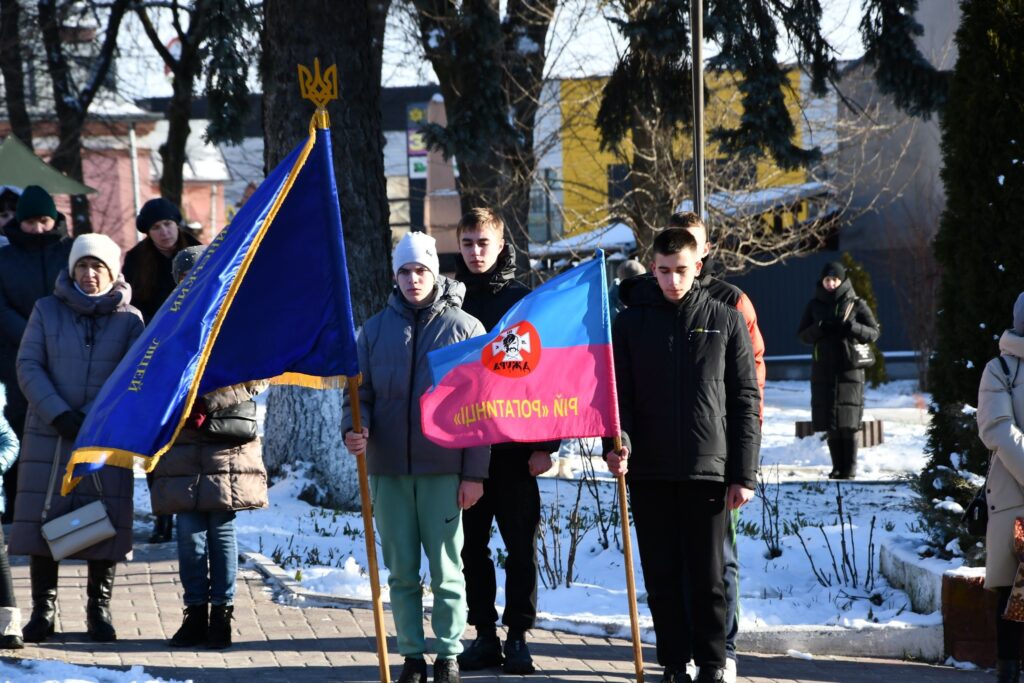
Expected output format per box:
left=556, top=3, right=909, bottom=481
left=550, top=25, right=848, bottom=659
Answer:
left=529, top=168, right=563, bottom=242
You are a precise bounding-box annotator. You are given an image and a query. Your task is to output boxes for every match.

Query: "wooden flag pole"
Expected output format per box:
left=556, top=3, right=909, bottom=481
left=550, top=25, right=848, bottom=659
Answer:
left=346, top=375, right=391, bottom=683
left=615, top=435, right=645, bottom=682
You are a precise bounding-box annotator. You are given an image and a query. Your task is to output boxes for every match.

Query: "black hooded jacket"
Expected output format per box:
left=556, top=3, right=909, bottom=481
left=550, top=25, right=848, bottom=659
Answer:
left=0, top=215, right=73, bottom=427
left=455, top=244, right=560, bottom=475
left=611, top=275, right=761, bottom=488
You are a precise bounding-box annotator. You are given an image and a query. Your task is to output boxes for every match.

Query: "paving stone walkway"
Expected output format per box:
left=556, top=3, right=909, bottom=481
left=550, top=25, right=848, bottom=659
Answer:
left=1, top=541, right=990, bottom=682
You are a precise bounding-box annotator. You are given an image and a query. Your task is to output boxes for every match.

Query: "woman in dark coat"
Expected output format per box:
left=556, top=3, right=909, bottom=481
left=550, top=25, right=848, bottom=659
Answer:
left=797, top=261, right=880, bottom=479
left=122, top=197, right=200, bottom=324
left=0, top=186, right=73, bottom=521
left=9, top=234, right=144, bottom=643
left=149, top=246, right=268, bottom=650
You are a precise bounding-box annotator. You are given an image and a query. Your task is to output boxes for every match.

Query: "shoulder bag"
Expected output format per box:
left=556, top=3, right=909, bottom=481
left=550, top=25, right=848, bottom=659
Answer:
left=963, top=355, right=1020, bottom=536
left=39, top=437, right=116, bottom=561
left=842, top=299, right=875, bottom=369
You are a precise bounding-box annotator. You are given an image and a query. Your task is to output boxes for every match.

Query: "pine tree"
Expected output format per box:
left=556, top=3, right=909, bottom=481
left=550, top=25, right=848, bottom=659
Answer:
left=840, top=252, right=888, bottom=387
left=917, top=0, right=1024, bottom=562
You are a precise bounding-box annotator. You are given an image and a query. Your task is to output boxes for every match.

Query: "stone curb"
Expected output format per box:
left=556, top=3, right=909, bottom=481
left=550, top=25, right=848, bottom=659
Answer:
left=243, top=550, right=945, bottom=661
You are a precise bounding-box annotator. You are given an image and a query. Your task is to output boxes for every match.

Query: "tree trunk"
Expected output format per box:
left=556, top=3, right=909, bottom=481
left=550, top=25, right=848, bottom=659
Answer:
left=38, top=0, right=129, bottom=235
left=261, top=0, right=392, bottom=510
left=0, top=0, right=31, bottom=147
left=161, top=69, right=198, bottom=207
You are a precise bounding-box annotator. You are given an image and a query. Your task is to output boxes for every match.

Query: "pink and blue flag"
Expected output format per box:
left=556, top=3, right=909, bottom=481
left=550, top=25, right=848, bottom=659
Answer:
left=420, top=251, right=620, bottom=448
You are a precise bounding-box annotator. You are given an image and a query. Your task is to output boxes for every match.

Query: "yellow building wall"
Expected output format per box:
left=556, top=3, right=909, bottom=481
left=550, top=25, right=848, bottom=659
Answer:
left=555, top=69, right=811, bottom=236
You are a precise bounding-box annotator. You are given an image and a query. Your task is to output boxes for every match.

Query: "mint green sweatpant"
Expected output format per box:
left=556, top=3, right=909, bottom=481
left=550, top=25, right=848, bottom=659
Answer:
left=371, top=473, right=466, bottom=659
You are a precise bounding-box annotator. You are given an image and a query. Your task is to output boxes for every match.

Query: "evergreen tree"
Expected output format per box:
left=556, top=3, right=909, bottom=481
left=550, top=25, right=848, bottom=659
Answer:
left=597, top=0, right=949, bottom=260
left=917, top=0, right=1024, bottom=562
left=840, top=252, right=888, bottom=386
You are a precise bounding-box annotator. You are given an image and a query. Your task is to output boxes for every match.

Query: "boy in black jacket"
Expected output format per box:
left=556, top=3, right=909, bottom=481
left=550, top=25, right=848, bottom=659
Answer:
left=606, top=228, right=760, bottom=683
left=454, top=209, right=558, bottom=675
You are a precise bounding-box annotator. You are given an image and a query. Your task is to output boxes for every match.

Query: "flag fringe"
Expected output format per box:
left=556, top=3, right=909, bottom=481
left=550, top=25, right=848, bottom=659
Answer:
left=62, top=130, right=320, bottom=496
left=61, top=447, right=146, bottom=494
left=270, top=373, right=347, bottom=390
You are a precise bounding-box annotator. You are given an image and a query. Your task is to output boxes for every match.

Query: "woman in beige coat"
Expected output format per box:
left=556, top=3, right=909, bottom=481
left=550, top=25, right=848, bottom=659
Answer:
left=979, top=291, right=1024, bottom=683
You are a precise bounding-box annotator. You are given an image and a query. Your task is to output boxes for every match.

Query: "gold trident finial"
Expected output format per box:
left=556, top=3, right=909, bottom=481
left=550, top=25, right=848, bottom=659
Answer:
left=298, top=58, right=338, bottom=130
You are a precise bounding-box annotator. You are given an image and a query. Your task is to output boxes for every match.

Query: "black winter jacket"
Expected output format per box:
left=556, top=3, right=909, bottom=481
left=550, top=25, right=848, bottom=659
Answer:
left=797, top=278, right=880, bottom=432
left=0, top=217, right=73, bottom=430
left=455, top=244, right=560, bottom=476
left=611, top=276, right=761, bottom=488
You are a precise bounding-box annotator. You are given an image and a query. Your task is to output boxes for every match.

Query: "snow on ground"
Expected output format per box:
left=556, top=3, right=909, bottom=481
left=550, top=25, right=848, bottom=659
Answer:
left=0, top=660, right=183, bottom=682
left=133, top=380, right=950, bottom=637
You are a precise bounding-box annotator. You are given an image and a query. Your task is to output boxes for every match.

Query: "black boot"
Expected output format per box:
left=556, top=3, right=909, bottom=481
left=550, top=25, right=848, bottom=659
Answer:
left=169, top=604, right=208, bottom=647
left=502, top=631, right=536, bottom=674
left=207, top=604, right=233, bottom=649
left=22, top=556, right=58, bottom=643
left=149, top=515, right=173, bottom=543
left=86, top=560, right=117, bottom=642
left=997, top=659, right=1021, bottom=683
left=826, top=437, right=842, bottom=479
left=433, top=657, right=460, bottom=683
left=457, top=628, right=502, bottom=669
left=396, top=657, right=427, bottom=683
left=843, top=437, right=858, bottom=479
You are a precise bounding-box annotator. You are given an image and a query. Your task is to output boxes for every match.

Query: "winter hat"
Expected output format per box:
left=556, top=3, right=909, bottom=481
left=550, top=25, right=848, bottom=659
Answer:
left=172, top=245, right=206, bottom=283
left=392, top=231, right=439, bottom=278
left=69, top=234, right=122, bottom=279
left=820, top=261, right=846, bottom=281
left=136, top=197, right=182, bottom=234
left=15, top=185, right=57, bottom=222
left=1013, top=292, right=1024, bottom=336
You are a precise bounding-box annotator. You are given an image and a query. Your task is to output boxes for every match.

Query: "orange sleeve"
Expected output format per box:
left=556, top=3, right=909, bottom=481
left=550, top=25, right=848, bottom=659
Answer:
left=735, top=292, right=766, bottom=421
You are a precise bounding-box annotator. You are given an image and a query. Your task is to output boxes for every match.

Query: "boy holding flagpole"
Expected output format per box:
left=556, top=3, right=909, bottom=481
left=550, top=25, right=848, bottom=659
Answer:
left=343, top=231, right=489, bottom=683
left=452, top=209, right=558, bottom=675
left=605, top=228, right=760, bottom=683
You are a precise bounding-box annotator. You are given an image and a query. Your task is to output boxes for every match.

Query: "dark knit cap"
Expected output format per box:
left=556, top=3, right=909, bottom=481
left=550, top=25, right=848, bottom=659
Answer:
left=15, top=185, right=57, bottom=222
left=136, top=197, right=182, bottom=234
left=172, top=245, right=205, bottom=283
left=820, top=261, right=846, bottom=281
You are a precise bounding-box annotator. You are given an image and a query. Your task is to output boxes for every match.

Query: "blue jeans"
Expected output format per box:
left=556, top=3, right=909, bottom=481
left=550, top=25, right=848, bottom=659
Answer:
left=176, top=510, right=238, bottom=606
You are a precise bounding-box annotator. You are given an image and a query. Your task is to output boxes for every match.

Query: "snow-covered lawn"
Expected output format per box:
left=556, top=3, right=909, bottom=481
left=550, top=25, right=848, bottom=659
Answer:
left=0, top=660, right=182, bottom=683
left=134, top=379, right=950, bottom=636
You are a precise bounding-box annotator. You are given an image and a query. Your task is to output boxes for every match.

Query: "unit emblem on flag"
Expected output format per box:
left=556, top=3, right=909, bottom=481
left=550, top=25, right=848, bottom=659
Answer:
left=484, top=321, right=541, bottom=377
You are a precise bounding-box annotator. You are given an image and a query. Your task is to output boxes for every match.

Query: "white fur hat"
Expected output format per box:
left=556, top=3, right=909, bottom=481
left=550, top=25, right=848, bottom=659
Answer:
left=392, top=231, right=439, bottom=278
left=69, top=234, right=122, bottom=279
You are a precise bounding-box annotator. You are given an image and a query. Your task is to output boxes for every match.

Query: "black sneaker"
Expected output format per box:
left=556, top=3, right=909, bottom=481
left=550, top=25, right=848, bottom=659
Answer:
left=502, top=635, right=536, bottom=675
left=694, top=667, right=726, bottom=683
left=660, top=669, right=692, bottom=683
left=433, top=657, right=460, bottom=683
left=397, top=657, right=427, bottom=683
left=457, top=631, right=502, bottom=669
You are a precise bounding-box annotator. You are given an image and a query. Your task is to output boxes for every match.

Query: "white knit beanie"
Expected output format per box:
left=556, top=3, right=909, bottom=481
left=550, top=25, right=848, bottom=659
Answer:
left=69, top=234, right=122, bottom=279
left=392, top=231, right=439, bottom=278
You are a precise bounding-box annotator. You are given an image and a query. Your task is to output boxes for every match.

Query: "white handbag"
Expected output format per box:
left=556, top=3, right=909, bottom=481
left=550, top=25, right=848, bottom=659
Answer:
left=39, top=438, right=115, bottom=561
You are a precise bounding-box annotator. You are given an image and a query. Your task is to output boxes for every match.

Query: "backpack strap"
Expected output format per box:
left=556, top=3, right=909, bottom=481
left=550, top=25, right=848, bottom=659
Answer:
left=998, top=355, right=1021, bottom=389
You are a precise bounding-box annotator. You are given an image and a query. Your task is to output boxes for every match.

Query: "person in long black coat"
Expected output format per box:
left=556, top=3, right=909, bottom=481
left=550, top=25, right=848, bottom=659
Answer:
left=797, top=261, right=880, bottom=479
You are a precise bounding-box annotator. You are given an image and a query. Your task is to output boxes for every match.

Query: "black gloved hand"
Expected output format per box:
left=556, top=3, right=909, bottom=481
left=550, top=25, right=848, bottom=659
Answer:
left=52, top=411, right=85, bottom=441
left=819, top=320, right=842, bottom=335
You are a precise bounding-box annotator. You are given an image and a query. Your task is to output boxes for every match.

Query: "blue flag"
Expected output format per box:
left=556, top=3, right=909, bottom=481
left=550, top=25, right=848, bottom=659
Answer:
left=63, top=127, right=359, bottom=494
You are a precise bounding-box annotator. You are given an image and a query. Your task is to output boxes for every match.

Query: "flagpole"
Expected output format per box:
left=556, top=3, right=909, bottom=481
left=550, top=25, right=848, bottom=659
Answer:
left=615, top=435, right=645, bottom=683
left=347, top=375, right=392, bottom=683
